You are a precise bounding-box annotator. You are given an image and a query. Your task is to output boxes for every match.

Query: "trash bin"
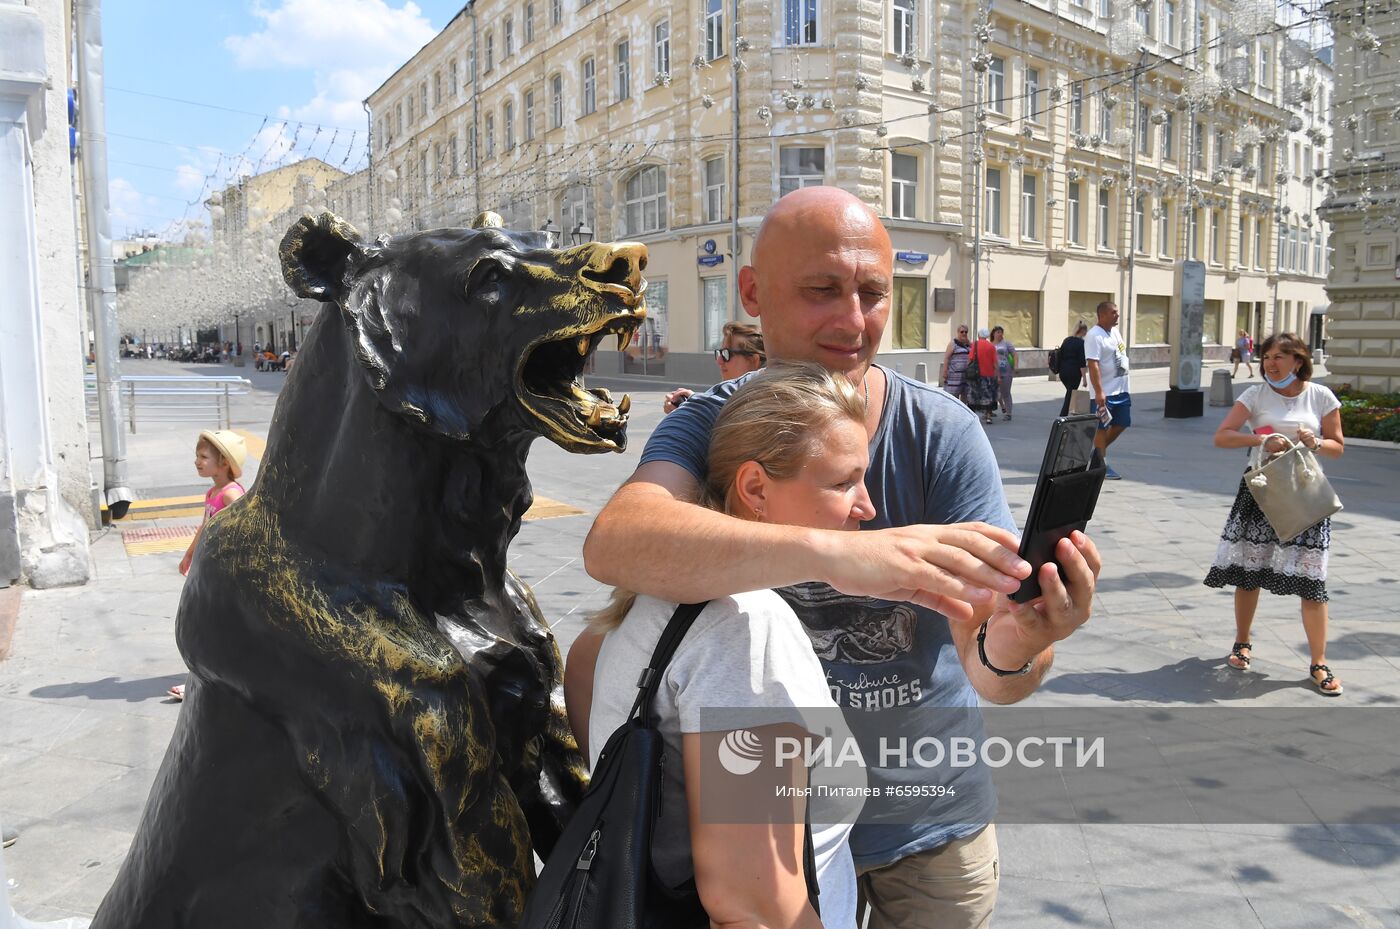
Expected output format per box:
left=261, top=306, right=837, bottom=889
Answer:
left=1209, top=368, right=1234, bottom=407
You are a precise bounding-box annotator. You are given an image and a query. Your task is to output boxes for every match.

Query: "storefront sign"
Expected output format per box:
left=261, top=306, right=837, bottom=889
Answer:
left=896, top=250, right=929, bottom=264
left=698, top=255, right=725, bottom=267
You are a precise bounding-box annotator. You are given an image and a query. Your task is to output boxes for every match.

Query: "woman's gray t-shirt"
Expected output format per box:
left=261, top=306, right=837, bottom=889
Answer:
left=589, top=591, right=857, bottom=929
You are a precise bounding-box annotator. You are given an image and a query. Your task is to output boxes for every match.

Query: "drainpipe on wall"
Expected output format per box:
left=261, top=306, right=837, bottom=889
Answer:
left=468, top=1, right=483, bottom=217
left=363, top=100, right=375, bottom=226
left=730, top=0, right=741, bottom=318
left=75, top=0, right=132, bottom=519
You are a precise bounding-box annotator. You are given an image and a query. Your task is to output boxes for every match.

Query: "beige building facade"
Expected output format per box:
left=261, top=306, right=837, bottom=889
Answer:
left=362, top=0, right=1332, bottom=381
left=1319, top=0, right=1400, bottom=394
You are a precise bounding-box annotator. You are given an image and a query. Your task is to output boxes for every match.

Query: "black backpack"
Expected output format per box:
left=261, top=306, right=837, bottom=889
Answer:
left=519, top=602, right=820, bottom=929
left=1048, top=348, right=1061, bottom=374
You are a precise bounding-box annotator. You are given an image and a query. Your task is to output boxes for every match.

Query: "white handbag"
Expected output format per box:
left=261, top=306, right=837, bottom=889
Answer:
left=1244, top=438, right=1343, bottom=541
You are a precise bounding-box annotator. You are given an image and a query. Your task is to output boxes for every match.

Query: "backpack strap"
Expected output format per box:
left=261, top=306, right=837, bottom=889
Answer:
left=627, top=601, right=709, bottom=727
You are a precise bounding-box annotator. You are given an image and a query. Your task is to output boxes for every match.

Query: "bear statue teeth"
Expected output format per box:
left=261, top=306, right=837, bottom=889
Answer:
left=618, top=394, right=631, bottom=415
left=587, top=406, right=604, bottom=427
left=576, top=336, right=590, bottom=357
left=616, top=330, right=633, bottom=352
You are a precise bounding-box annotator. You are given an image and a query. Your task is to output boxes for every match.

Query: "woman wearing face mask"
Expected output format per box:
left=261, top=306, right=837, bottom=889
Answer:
left=568, top=363, right=872, bottom=928
left=939, top=324, right=972, bottom=405
left=1204, top=333, right=1346, bottom=695
left=664, top=323, right=766, bottom=413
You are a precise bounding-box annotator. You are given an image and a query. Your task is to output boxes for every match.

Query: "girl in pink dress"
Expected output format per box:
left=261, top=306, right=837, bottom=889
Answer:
left=170, top=430, right=247, bottom=700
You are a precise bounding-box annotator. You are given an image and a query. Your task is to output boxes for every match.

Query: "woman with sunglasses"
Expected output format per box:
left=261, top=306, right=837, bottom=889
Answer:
left=939, top=324, right=972, bottom=406
left=664, top=322, right=766, bottom=413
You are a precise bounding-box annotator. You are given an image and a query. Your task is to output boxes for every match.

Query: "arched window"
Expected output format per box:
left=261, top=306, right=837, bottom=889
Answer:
left=623, top=166, right=667, bottom=235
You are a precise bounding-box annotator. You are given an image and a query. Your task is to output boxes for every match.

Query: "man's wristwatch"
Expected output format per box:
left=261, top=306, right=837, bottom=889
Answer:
left=976, top=619, right=1035, bottom=677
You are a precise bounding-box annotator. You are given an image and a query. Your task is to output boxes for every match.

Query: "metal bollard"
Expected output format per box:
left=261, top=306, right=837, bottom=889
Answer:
left=127, top=380, right=137, bottom=433
left=914, top=362, right=928, bottom=384
left=1209, top=368, right=1234, bottom=407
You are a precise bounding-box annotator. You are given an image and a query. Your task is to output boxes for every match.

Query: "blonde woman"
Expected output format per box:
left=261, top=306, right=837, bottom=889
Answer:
left=568, top=363, right=872, bottom=929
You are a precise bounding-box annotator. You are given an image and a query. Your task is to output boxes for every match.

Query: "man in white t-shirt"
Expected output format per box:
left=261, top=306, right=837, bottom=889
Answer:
left=1084, top=300, right=1131, bottom=480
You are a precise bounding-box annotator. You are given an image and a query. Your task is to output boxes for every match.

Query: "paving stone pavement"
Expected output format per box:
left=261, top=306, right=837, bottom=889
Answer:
left=2, top=357, right=1397, bottom=927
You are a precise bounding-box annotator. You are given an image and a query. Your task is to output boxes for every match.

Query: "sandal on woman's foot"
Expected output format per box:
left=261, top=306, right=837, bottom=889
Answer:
left=167, top=684, right=185, bottom=701
left=1309, top=664, right=1343, bottom=696
left=1227, top=642, right=1253, bottom=670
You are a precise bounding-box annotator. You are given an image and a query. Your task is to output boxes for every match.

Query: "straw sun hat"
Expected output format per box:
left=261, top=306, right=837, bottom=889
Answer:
left=199, top=430, right=247, bottom=479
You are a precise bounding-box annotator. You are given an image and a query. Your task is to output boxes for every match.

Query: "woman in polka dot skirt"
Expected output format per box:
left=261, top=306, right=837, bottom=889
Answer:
left=1203, top=333, right=1347, bottom=695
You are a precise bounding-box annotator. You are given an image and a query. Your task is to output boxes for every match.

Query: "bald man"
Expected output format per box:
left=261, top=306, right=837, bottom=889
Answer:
left=577, top=188, right=1100, bottom=929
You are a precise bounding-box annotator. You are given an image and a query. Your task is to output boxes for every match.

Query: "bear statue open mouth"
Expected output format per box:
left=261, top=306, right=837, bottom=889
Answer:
left=517, top=300, right=647, bottom=453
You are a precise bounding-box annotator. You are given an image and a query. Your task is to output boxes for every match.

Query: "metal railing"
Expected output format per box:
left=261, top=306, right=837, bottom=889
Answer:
left=84, top=375, right=253, bottom=433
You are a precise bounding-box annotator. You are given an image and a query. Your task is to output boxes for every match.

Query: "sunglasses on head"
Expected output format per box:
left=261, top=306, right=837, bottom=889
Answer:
left=715, top=348, right=762, bottom=362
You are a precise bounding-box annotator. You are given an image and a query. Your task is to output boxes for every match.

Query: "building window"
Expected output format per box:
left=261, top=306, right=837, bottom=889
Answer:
left=1238, top=215, right=1248, bottom=266
left=987, top=56, right=1006, bottom=113
left=558, top=183, right=592, bottom=232
left=890, top=152, right=918, bottom=219
left=705, top=0, right=725, bottom=61
left=1138, top=104, right=1152, bottom=154
left=1162, top=111, right=1174, bottom=159
left=623, top=165, right=667, bottom=234
left=1258, top=44, right=1271, bottom=88
left=504, top=15, right=515, bottom=58
left=784, top=0, right=818, bottom=45
left=1021, top=173, right=1038, bottom=240
left=779, top=147, right=825, bottom=196
left=504, top=100, right=515, bottom=151
left=467, top=46, right=476, bottom=82
left=1026, top=67, right=1041, bottom=122
left=485, top=113, right=495, bottom=159
left=892, top=277, right=927, bottom=349
left=485, top=32, right=495, bottom=72
left=985, top=167, right=1004, bottom=236
left=551, top=0, right=561, bottom=25
left=654, top=20, right=671, bottom=77
left=450, top=60, right=459, bottom=96
left=1164, top=0, right=1178, bottom=44
left=1071, top=84, right=1084, bottom=133
left=434, top=71, right=442, bottom=106
left=524, top=90, right=536, bottom=141
left=395, top=102, right=403, bottom=135
left=1211, top=210, right=1222, bottom=263
left=581, top=57, right=596, bottom=114
left=1136, top=0, right=1153, bottom=36
left=525, top=2, right=535, bottom=43
left=407, top=94, right=414, bottom=124
left=703, top=277, right=727, bottom=349
left=421, top=82, right=427, bottom=117
left=1158, top=200, right=1171, bottom=257
left=703, top=156, right=726, bottom=223
left=1067, top=181, right=1083, bottom=245
left=1215, top=130, right=1226, bottom=169
left=893, top=0, right=916, bottom=57
left=448, top=135, right=457, bottom=175
left=1254, top=218, right=1263, bottom=268
left=1189, top=208, right=1200, bottom=260
left=616, top=39, right=631, bottom=101
left=467, top=123, right=477, bottom=169
left=1134, top=195, right=1146, bottom=253
left=550, top=74, right=563, bottom=127
left=1098, top=188, right=1111, bottom=249
left=1099, top=94, right=1113, bottom=138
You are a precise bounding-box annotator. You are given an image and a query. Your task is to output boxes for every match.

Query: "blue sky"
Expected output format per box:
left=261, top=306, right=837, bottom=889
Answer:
left=105, top=0, right=464, bottom=239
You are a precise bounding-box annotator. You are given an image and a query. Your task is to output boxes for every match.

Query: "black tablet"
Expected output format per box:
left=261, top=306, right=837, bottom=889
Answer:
left=1011, top=414, right=1106, bottom=604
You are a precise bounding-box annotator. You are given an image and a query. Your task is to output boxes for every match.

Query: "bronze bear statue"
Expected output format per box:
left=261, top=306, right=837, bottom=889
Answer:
left=91, top=213, right=647, bottom=928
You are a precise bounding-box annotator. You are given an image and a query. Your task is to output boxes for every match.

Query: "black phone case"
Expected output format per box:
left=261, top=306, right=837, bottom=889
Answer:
left=1012, top=422, right=1106, bottom=604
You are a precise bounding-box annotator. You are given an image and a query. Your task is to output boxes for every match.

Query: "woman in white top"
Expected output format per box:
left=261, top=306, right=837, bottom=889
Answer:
left=1204, top=333, right=1346, bottom=695
left=566, top=363, right=874, bottom=929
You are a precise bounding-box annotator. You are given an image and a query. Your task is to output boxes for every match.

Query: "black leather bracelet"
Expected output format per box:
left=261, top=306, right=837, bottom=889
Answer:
left=976, top=619, right=1035, bottom=677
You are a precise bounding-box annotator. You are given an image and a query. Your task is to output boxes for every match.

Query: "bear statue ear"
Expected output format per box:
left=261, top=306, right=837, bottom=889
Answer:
left=280, top=213, right=365, bottom=302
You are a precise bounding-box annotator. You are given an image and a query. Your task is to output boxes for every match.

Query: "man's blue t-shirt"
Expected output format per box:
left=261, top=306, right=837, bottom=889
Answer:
left=639, top=366, right=1016, bottom=868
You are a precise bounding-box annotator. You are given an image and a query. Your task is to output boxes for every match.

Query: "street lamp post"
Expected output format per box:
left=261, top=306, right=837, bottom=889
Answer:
left=570, top=221, right=594, bottom=246
left=233, top=311, right=243, bottom=366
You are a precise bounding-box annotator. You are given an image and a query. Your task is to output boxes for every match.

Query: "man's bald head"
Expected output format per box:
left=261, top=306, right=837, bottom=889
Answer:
left=751, top=187, right=891, bottom=269
left=738, top=186, right=893, bottom=378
